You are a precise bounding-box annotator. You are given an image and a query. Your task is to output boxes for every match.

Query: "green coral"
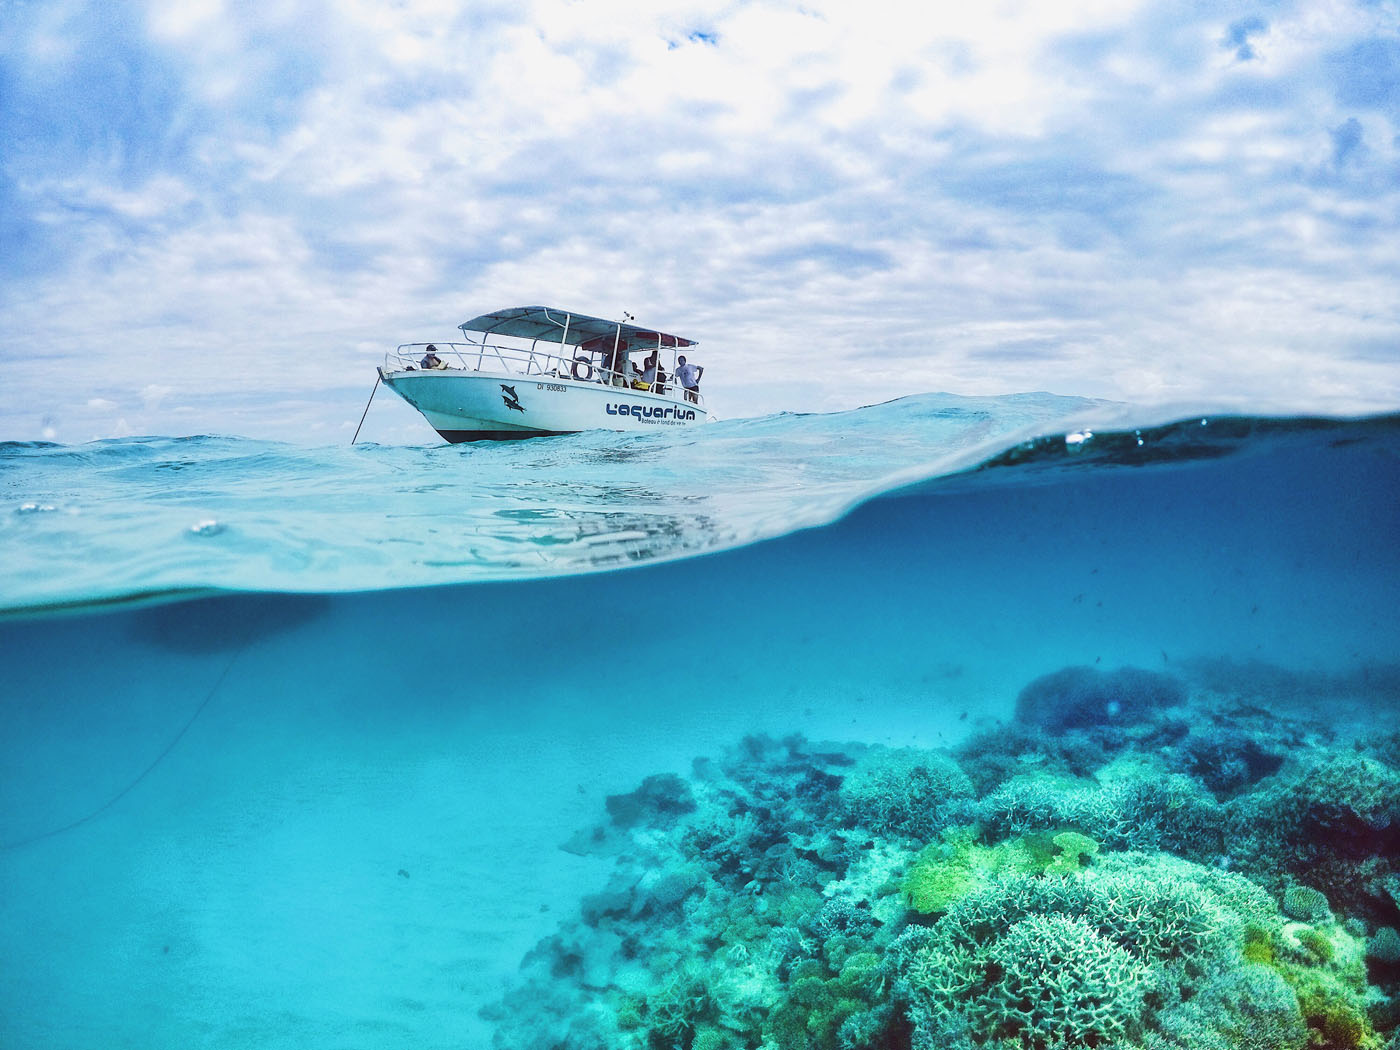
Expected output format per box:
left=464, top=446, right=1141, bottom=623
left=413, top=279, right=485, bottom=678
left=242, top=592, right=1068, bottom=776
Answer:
left=1297, top=926, right=1336, bottom=964
left=763, top=972, right=868, bottom=1050
left=836, top=951, right=885, bottom=998
left=1244, top=924, right=1278, bottom=965
left=901, top=843, right=981, bottom=915
left=1293, top=975, right=1371, bottom=1049
left=754, top=939, right=895, bottom=1049
left=900, top=827, right=1091, bottom=915
left=1048, top=830, right=1101, bottom=873
left=1268, top=928, right=1378, bottom=1050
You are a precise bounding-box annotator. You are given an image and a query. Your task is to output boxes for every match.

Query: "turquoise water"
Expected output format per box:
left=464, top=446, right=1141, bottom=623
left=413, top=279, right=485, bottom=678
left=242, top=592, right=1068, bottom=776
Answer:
left=1, top=394, right=1398, bottom=1050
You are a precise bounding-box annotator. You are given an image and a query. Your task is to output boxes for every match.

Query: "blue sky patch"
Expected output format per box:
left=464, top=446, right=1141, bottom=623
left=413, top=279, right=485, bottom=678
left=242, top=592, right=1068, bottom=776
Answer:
left=1222, top=16, right=1269, bottom=61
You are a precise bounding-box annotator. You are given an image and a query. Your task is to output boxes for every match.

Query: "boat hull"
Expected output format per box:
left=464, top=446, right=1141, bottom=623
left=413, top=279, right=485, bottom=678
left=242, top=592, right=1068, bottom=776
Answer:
left=381, top=369, right=711, bottom=442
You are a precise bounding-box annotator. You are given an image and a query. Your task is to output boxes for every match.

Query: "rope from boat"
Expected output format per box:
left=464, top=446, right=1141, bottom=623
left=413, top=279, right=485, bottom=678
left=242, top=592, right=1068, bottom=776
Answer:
left=0, top=630, right=252, bottom=851
left=351, top=374, right=381, bottom=445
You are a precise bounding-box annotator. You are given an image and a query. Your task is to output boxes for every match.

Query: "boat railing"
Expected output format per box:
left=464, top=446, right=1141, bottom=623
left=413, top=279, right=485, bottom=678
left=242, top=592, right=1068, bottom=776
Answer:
left=386, top=342, right=706, bottom=409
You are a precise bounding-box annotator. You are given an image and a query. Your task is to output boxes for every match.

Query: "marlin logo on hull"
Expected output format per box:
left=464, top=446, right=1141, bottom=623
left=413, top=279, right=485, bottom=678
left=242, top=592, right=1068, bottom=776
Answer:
left=500, top=385, right=525, bottom=413
left=606, top=403, right=697, bottom=422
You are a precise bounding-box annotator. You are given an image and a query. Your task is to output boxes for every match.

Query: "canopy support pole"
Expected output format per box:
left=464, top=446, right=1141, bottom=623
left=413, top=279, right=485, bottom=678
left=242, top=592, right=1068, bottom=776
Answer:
left=351, top=373, right=381, bottom=445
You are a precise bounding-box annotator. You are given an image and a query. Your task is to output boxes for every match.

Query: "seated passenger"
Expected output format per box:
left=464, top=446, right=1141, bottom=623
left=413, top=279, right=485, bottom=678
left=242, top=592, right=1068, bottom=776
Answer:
left=604, top=345, right=627, bottom=386
left=633, top=352, right=658, bottom=391
left=420, top=345, right=448, bottom=370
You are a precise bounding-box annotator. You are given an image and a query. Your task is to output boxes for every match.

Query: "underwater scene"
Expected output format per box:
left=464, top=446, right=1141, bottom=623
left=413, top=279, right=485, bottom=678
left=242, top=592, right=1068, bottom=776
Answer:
left=1, top=393, right=1399, bottom=1050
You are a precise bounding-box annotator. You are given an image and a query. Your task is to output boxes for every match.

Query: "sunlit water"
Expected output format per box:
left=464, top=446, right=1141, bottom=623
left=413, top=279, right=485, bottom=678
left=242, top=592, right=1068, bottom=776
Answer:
left=1, top=393, right=1397, bottom=1050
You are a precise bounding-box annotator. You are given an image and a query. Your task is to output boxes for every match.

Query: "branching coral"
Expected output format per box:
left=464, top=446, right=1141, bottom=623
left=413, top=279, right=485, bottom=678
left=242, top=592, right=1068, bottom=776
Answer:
left=892, top=853, right=1286, bottom=1049
left=837, top=746, right=975, bottom=840
left=973, top=767, right=1223, bottom=859
left=982, top=913, right=1147, bottom=1048
left=1145, top=964, right=1307, bottom=1050
left=1238, top=752, right=1400, bottom=870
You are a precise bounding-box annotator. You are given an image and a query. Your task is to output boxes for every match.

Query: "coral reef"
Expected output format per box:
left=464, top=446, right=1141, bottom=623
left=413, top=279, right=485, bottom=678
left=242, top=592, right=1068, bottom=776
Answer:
left=482, top=664, right=1400, bottom=1050
left=1012, top=665, right=1186, bottom=733
left=836, top=746, right=974, bottom=840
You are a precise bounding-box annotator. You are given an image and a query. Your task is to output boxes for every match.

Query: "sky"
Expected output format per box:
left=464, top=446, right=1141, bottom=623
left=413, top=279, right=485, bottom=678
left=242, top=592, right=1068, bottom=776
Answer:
left=1, top=0, right=1398, bottom=444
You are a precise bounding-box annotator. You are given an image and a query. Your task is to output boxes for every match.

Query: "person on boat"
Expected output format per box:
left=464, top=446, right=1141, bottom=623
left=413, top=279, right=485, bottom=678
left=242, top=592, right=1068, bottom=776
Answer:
left=420, top=345, right=447, bottom=370
left=634, top=353, right=658, bottom=391
left=676, top=355, right=703, bottom=403
left=603, top=343, right=627, bottom=386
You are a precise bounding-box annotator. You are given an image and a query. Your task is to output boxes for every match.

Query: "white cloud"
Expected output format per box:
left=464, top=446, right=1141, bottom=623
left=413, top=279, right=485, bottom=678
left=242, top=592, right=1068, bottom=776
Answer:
left=146, top=0, right=226, bottom=42
left=141, top=384, right=174, bottom=409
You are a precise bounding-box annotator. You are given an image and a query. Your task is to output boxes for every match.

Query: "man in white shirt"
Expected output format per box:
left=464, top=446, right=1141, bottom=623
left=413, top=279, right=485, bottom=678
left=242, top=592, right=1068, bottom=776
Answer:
left=675, top=355, right=703, bottom=403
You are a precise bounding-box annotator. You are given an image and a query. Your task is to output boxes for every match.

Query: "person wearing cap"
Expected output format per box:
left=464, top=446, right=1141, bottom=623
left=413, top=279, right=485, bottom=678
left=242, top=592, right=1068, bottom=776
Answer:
left=420, top=345, right=447, bottom=369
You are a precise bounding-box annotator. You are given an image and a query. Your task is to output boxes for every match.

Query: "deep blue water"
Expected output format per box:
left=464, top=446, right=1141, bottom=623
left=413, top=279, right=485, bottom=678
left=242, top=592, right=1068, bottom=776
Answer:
left=1, top=394, right=1398, bottom=1050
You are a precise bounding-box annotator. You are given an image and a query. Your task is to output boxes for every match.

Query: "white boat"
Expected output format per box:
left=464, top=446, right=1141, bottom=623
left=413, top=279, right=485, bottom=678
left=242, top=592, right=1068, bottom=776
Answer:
left=376, top=306, right=715, bottom=442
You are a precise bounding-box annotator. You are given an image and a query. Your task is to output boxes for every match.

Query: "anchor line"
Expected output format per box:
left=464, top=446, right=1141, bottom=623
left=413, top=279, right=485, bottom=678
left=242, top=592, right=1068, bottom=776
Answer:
left=0, top=631, right=253, bottom=851
left=351, top=374, right=381, bottom=445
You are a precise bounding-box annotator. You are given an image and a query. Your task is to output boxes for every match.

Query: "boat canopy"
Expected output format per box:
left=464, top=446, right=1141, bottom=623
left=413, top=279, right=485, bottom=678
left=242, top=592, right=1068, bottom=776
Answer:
left=458, top=306, right=696, bottom=352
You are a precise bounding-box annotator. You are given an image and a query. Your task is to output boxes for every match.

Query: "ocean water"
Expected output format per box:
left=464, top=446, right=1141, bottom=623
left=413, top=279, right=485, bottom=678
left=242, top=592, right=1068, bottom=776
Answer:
left=1, top=392, right=1398, bottom=1050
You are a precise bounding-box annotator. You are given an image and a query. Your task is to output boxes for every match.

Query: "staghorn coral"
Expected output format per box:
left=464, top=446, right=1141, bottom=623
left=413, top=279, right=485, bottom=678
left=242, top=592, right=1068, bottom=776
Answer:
left=972, top=765, right=1224, bottom=860
left=837, top=745, right=975, bottom=840
left=983, top=913, right=1146, bottom=1047
left=1144, top=963, right=1307, bottom=1050
left=1250, top=752, right=1400, bottom=861
left=891, top=852, right=1288, bottom=1049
